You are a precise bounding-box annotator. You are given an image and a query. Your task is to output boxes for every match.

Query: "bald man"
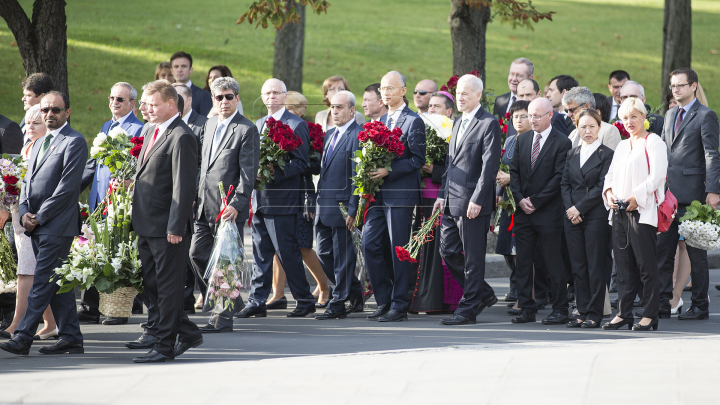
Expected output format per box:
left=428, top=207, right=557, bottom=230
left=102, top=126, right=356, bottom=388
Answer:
left=413, top=79, right=438, bottom=115
left=508, top=98, right=572, bottom=325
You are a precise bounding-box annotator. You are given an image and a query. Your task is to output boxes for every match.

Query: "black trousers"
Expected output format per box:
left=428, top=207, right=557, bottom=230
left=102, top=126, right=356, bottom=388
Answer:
left=565, top=218, right=607, bottom=324
left=613, top=210, right=659, bottom=319
left=514, top=221, right=567, bottom=314
left=315, top=219, right=361, bottom=311
left=15, top=235, right=82, bottom=345
left=138, top=235, right=201, bottom=357
left=656, top=204, right=709, bottom=311
left=439, top=211, right=494, bottom=319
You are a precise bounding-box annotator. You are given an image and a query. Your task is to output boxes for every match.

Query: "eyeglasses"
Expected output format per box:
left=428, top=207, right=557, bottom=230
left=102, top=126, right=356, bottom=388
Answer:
left=108, top=96, right=130, bottom=103
left=40, top=107, right=66, bottom=114
left=578, top=125, right=599, bottom=132
left=327, top=87, right=345, bottom=93
left=380, top=86, right=402, bottom=93
left=564, top=106, right=581, bottom=115
left=413, top=90, right=429, bottom=96
left=262, top=91, right=285, bottom=97
left=513, top=114, right=529, bottom=120
left=528, top=111, right=550, bottom=121
left=669, top=83, right=690, bottom=91
left=214, top=94, right=236, bottom=101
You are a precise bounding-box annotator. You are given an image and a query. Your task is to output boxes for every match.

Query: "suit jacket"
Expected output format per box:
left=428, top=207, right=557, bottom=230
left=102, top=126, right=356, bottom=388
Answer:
left=0, top=114, right=23, bottom=155
left=84, top=112, right=144, bottom=212
left=561, top=144, right=614, bottom=220
left=315, top=121, right=361, bottom=228
left=661, top=101, right=720, bottom=205
left=19, top=124, right=88, bottom=236
left=568, top=121, right=622, bottom=150
left=131, top=116, right=198, bottom=237
left=191, top=83, right=213, bottom=117
left=563, top=114, right=576, bottom=133
left=509, top=128, right=572, bottom=226
left=186, top=110, right=207, bottom=141
left=494, top=92, right=512, bottom=118
left=377, top=105, right=426, bottom=206
left=647, top=112, right=664, bottom=136
left=441, top=106, right=501, bottom=217
left=196, top=113, right=259, bottom=226
left=253, top=109, right=309, bottom=215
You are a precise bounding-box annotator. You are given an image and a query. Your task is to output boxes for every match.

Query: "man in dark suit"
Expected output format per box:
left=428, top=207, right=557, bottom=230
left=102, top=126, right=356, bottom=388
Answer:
left=314, top=91, right=364, bottom=320
left=516, top=79, right=568, bottom=136
left=619, top=81, right=664, bottom=135
left=191, top=77, right=259, bottom=332
left=607, top=70, right=630, bottom=122
left=129, top=81, right=202, bottom=363
left=0, top=114, right=23, bottom=154
left=656, top=67, right=720, bottom=321
left=20, top=73, right=54, bottom=133
left=509, top=98, right=572, bottom=324
left=174, top=83, right=207, bottom=140
left=361, top=71, right=426, bottom=322
left=0, top=92, right=87, bottom=356
left=77, top=82, right=144, bottom=326
left=546, top=75, right=579, bottom=132
left=237, top=78, right=316, bottom=318
left=493, top=57, right=534, bottom=119
left=362, top=83, right=388, bottom=122
left=170, top=51, right=213, bottom=117
left=434, top=74, right=501, bottom=325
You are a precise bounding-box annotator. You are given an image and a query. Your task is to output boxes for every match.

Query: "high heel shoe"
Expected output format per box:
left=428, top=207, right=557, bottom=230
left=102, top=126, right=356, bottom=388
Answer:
left=315, top=288, right=333, bottom=308
left=632, top=318, right=659, bottom=331
left=33, top=328, right=59, bottom=340
left=670, top=298, right=683, bottom=315
left=266, top=297, right=288, bottom=309
left=602, top=317, right=634, bottom=330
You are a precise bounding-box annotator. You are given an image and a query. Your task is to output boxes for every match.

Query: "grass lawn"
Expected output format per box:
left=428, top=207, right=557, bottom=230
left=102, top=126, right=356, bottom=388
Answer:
left=0, top=0, right=719, bottom=139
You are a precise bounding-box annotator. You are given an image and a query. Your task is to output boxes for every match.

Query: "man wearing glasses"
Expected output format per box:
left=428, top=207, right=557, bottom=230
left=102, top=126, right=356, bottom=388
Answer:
left=0, top=92, right=88, bottom=356
left=494, top=57, right=534, bottom=118
left=413, top=80, right=437, bottom=115
left=77, top=82, right=144, bottom=326
left=563, top=87, right=621, bottom=150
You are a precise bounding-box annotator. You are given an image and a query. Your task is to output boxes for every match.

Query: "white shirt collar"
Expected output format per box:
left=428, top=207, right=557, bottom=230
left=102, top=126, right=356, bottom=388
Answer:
left=270, top=107, right=286, bottom=121
left=112, top=110, right=133, bottom=126
left=334, top=119, right=354, bottom=139
left=156, top=113, right=179, bottom=137
left=186, top=80, right=193, bottom=89
left=536, top=124, right=552, bottom=138
left=580, top=138, right=601, bottom=167
left=182, top=109, right=193, bottom=124
left=48, top=121, right=68, bottom=137
left=388, top=103, right=406, bottom=120
left=462, top=103, right=482, bottom=122
left=218, top=110, right=238, bottom=128
left=679, top=97, right=697, bottom=111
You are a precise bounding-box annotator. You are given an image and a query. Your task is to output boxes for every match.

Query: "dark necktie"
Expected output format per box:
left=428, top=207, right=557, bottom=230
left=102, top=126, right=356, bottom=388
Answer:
left=674, top=107, right=685, bottom=138
left=509, top=95, right=516, bottom=111
left=109, top=120, right=119, bottom=132
left=530, top=132, right=542, bottom=169
left=36, top=133, right=54, bottom=163
left=387, top=117, right=394, bottom=130
left=325, top=130, right=339, bottom=165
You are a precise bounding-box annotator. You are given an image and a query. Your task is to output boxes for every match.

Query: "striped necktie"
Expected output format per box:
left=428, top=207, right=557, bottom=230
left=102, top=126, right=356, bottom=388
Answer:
left=530, top=132, right=542, bottom=169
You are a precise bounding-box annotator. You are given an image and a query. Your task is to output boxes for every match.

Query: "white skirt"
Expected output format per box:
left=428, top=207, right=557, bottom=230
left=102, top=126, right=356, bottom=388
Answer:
left=12, top=204, right=36, bottom=276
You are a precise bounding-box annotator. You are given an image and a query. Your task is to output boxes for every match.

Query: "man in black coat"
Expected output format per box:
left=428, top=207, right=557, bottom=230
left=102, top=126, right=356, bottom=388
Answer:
left=509, top=98, right=572, bottom=324
left=493, top=57, right=534, bottom=119
left=170, top=51, right=213, bottom=117
left=0, top=114, right=23, bottom=154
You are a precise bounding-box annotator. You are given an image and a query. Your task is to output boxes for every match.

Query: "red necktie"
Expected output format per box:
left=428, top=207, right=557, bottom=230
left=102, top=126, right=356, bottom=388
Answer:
left=674, top=107, right=685, bottom=138
left=143, top=127, right=160, bottom=163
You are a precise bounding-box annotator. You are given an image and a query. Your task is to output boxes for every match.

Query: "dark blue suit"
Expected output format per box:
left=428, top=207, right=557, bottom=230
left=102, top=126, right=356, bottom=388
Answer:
left=190, top=83, right=213, bottom=117
left=15, top=124, right=88, bottom=345
left=315, top=121, right=363, bottom=311
left=248, top=109, right=314, bottom=309
left=361, top=105, right=426, bottom=311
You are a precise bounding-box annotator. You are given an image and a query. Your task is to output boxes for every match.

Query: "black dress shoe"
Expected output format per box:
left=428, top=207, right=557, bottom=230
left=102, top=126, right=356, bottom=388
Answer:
left=102, top=317, right=128, bottom=325
left=535, top=298, right=549, bottom=310
left=199, top=324, right=233, bottom=333
left=174, top=337, right=203, bottom=357
left=77, top=311, right=100, bottom=324
left=378, top=310, right=408, bottom=322
left=0, top=330, right=11, bottom=339
left=566, top=319, right=583, bottom=328
left=678, top=306, right=709, bottom=320
left=287, top=306, right=316, bottom=317
left=267, top=297, right=288, bottom=310
left=632, top=318, right=659, bottom=331
left=133, top=349, right=174, bottom=363
left=477, top=295, right=498, bottom=313
left=715, top=285, right=720, bottom=291
left=542, top=311, right=570, bottom=325
left=581, top=320, right=599, bottom=329
left=602, top=317, right=634, bottom=330
left=234, top=306, right=267, bottom=318
left=440, top=314, right=475, bottom=325
left=0, top=337, right=31, bottom=355
left=345, top=297, right=364, bottom=313
left=315, top=300, right=330, bottom=309
left=315, top=308, right=347, bottom=320
left=38, top=339, right=84, bottom=355
left=610, top=299, right=618, bottom=309
left=507, top=307, right=521, bottom=316
left=125, top=334, right=158, bottom=349
left=511, top=311, right=536, bottom=323
left=367, top=304, right=390, bottom=320
left=504, top=290, right=518, bottom=302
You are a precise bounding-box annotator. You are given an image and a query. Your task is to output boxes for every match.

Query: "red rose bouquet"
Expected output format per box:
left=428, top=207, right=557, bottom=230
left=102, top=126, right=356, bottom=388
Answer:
left=498, top=112, right=510, bottom=136
left=440, top=69, right=480, bottom=95
left=613, top=120, right=630, bottom=140
left=0, top=154, right=25, bottom=210
left=395, top=208, right=441, bottom=263
left=129, top=136, right=144, bottom=159
left=256, top=117, right=303, bottom=190
left=491, top=149, right=516, bottom=234
left=351, top=121, right=405, bottom=226
left=308, top=122, right=325, bottom=161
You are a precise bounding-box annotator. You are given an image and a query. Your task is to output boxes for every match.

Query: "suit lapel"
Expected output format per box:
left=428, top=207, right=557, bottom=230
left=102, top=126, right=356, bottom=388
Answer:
left=448, top=116, right=461, bottom=159
left=325, top=123, right=354, bottom=172
left=673, top=102, right=700, bottom=145
left=204, top=117, right=219, bottom=169
left=453, top=108, right=483, bottom=162
left=209, top=115, right=239, bottom=167
left=530, top=131, right=556, bottom=177
left=394, top=106, right=409, bottom=130
left=33, top=127, right=67, bottom=173
left=569, top=147, right=583, bottom=179
left=138, top=117, right=178, bottom=173
left=580, top=147, right=602, bottom=176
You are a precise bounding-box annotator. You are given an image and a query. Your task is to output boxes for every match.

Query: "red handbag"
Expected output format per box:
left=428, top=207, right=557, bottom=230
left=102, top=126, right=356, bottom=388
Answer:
left=644, top=143, right=677, bottom=232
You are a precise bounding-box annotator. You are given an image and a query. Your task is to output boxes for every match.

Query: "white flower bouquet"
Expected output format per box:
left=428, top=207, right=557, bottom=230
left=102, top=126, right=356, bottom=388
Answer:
left=420, top=113, right=452, bottom=166
left=678, top=200, right=720, bottom=251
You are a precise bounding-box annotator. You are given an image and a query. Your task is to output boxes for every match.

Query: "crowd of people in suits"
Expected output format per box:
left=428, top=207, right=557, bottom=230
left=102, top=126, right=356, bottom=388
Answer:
left=0, top=50, right=718, bottom=362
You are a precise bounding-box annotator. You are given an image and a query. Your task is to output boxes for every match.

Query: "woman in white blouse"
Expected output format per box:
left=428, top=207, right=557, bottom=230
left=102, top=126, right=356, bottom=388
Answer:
left=314, top=76, right=365, bottom=131
left=602, top=98, right=667, bottom=332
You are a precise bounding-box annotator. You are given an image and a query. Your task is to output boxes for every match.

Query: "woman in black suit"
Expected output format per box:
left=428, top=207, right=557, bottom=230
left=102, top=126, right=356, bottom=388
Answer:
left=561, top=109, right=614, bottom=328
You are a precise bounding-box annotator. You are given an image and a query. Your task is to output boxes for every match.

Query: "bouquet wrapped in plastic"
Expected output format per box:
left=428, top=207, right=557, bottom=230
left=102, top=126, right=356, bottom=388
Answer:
left=203, top=183, right=250, bottom=324
left=339, top=202, right=372, bottom=302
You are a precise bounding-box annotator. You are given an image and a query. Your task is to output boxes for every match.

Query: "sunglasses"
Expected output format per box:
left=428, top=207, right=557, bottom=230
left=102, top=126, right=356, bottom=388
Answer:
left=214, top=94, right=236, bottom=101
left=40, top=107, right=67, bottom=114
left=108, top=96, right=130, bottom=103
left=413, top=90, right=429, bottom=96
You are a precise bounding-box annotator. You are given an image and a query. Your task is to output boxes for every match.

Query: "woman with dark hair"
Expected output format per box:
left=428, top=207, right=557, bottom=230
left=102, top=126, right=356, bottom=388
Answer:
left=593, top=93, right=611, bottom=123
left=204, top=65, right=243, bottom=116
left=562, top=109, right=614, bottom=328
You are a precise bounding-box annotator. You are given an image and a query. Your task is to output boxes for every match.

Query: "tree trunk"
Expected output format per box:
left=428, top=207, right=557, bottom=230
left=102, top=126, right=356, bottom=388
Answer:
left=273, top=0, right=305, bottom=93
left=449, top=0, right=490, bottom=84
left=660, top=0, right=691, bottom=113
left=0, top=0, right=68, bottom=97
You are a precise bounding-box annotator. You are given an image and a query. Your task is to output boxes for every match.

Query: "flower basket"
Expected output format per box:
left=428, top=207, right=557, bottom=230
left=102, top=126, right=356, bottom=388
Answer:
left=98, top=286, right=138, bottom=318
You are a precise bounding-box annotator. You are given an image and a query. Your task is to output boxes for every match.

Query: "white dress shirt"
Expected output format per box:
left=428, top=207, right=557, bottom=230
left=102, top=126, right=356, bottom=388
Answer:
left=111, top=110, right=133, bottom=127
left=181, top=109, right=193, bottom=124
left=610, top=98, right=620, bottom=121
left=579, top=138, right=601, bottom=167
left=386, top=103, right=406, bottom=130
left=505, top=93, right=517, bottom=114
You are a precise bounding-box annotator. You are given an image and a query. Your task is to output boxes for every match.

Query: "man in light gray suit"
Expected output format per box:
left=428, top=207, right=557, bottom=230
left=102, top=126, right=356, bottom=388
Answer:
left=192, top=77, right=259, bottom=332
left=656, top=67, right=720, bottom=321
left=0, top=92, right=87, bottom=356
